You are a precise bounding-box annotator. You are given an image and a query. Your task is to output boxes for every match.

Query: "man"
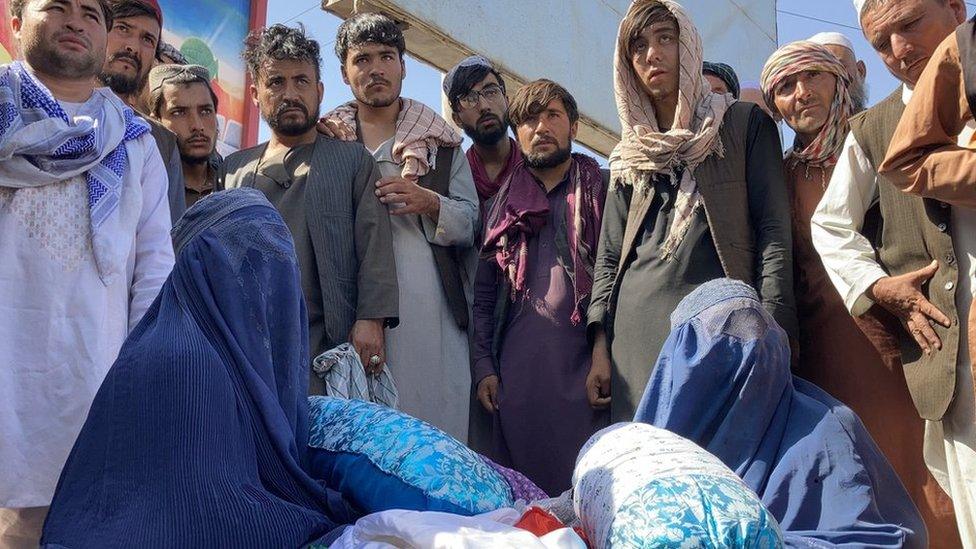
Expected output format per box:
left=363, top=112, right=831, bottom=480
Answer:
left=702, top=61, right=740, bottom=98
left=762, top=40, right=959, bottom=545
left=585, top=0, right=797, bottom=422
left=222, top=24, right=398, bottom=397
left=99, top=0, right=185, bottom=222
left=147, top=64, right=223, bottom=208
left=443, top=55, right=522, bottom=213
left=325, top=12, right=479, bottom=441
left=472, top=79, right=609, bottom=495
left=879, top=15, right=976, bottom=542
left=811, top=0, right=968, bottom=545
left=809, top=31, right=870, bottom=112
left=0, top=0, right=174, bottom=545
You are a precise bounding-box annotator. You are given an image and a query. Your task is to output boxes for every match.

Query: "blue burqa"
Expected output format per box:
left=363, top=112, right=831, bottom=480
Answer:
left=42, top=189, right=353, bottom=548
left=635, top=279, right=927, bottom=548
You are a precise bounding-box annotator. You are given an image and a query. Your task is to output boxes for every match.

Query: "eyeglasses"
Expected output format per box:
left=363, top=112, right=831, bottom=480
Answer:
left=458, top=84, right=504, bottom=109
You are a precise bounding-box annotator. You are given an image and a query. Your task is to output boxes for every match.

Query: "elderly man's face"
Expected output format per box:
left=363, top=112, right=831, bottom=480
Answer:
left=773, top=70, right=837, bottom=143
left=157, top=81, right=217, bottom=165
left=100, top=15, right=159, bottom=95
left=629, top=19, right=680, bottom=104
left=704, top=73, right=729, bottom=95
left=452, top=72, right=509, bottom=147
left=861, top=0, right=965, bottom=86
left=13, top=0, right=108, bottom=80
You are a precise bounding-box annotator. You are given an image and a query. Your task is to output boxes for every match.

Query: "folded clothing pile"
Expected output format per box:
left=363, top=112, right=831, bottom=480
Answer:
left=573, top=423, right=783, bottom=548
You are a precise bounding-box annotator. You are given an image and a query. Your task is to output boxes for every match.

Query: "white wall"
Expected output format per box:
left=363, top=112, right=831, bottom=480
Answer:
left=324, top=0, right=777, bottom=155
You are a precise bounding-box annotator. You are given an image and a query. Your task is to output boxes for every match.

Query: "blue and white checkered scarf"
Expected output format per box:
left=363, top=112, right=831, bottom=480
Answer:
left=0, top=61, right=149, bottom=283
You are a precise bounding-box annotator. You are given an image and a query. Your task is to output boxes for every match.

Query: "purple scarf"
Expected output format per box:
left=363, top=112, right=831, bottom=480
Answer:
left=483, top=153, right=605, bottom=325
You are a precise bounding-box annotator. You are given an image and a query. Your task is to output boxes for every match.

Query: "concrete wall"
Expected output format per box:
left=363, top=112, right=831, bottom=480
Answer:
left=324, top=0, right=777, bottom=156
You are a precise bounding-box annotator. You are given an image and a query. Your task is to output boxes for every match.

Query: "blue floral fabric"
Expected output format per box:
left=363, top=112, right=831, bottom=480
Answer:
left=611, top=475, right=783, bottom=548
left=307, top=396, right=513, bottom=515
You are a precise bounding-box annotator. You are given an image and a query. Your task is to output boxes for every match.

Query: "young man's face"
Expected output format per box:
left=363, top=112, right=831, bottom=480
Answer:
left=100, top=14, right=160, bottom=95
left=515, top=97, right=578, bottom=170
left=629, top=18, right=680, bottom=104
left=341, top=42, right=404, bottom=108
left=13, top=0, right=108, bottom=79
left=251, top=58, right=323, bottom=137
left=861, top=0, right=966, bottom=86
left=772, top=70, right=837, bottom=143
left=452, top=72, right=509, bottom=147
left=156, top=81, right=217, bottom=165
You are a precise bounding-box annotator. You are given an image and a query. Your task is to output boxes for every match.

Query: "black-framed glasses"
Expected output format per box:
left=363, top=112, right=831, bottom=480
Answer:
left=458, top=84, right=504, bottom=109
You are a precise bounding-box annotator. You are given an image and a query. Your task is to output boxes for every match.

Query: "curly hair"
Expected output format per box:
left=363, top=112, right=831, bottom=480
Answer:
left=243, top=23, right=321, bottom=81
left=334, top=12, right=405, bottom=64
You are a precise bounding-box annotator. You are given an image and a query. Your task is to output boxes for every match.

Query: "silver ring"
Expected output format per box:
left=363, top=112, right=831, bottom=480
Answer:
left=369, top=354, right=382, bottom=366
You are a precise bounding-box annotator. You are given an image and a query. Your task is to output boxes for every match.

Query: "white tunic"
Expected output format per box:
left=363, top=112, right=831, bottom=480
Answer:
left=370, top=138, right=478, bottom=442
left=0, top=101, right=174, bottom=507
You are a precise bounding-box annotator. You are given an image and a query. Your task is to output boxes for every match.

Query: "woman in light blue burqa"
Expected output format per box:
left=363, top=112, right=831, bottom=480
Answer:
left=42, top=189, right=355, bottom=548
left=635, top=278, right=927, bottom=548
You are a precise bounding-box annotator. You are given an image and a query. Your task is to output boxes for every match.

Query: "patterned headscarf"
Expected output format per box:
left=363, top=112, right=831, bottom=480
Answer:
left=703, top=61, right=740, bottom=99
left=760, top=41, right=853, bottom=171
left=609, top=0, right=734, bottom=259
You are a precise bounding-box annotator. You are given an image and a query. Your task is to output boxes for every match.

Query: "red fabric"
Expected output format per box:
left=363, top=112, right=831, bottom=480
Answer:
left=135, top=0, right=163, bottom=27
left=514, top=507, right=591, bottom=547
left=514, top=507, right=564, bottom=537
left=467, top=138, right=523, bottom=203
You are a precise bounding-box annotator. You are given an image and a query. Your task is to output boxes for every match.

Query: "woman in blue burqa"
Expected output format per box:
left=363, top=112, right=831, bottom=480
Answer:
left=635, top=278, right=927, bottom=548
left=42, top=189, right=355, bottom=548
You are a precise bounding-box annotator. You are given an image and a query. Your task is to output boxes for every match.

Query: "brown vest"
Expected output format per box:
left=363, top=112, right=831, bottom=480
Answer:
left=418, top=146, right=469, bottom=331
left=616, top=101, right=755, bottom=291
left=850, top=88, right=959, bottom=420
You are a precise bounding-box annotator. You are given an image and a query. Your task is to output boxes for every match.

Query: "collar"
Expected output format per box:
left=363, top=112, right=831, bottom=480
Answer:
left=901, top=84, right=914, bottom=105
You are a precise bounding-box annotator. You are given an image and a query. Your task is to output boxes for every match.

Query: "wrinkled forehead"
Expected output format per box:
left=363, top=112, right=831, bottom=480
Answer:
left=861, top=0, right=928, bottom=42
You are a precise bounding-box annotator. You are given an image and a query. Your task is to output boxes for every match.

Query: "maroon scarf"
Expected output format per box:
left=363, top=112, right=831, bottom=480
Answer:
left=467, top=138, right=524, bottom=202
left=483, top=153, right=606, bottom=325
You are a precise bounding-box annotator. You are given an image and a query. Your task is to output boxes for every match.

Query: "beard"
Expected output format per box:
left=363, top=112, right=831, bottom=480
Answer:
left=849, top=76, right=869, bottom=114
left=24, top=32, right=103, bottom=80
left=462, top=113, right=508, bottom=147
left=265, top=100, right=318, bottom=137
left=98, top=53, right=146, bottom=95
left=523, top=141, right=572, bottom=170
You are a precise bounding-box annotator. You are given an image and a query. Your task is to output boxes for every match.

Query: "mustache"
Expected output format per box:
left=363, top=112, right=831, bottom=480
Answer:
left=55, top=30, right=91, bottom=49
left=108, top=51, right=141, bottom=71
left=477, top=113, right=501, bottom=125
left=274, top=101, right=309, bottom=117
left=531, top=136, right=558, bottom=147
left=368, top=77, right=390, bottom=87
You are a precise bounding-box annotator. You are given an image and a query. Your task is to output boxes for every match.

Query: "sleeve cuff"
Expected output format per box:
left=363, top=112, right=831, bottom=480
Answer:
left=472, top=357, right=497, bottom=385
left=848, top=270, right=887, bottom=316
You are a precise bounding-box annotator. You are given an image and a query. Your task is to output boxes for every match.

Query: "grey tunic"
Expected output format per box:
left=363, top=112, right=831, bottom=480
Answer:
left=370, top=138, right=479, bottom=442
left=609, top=175, right=725, bottom=420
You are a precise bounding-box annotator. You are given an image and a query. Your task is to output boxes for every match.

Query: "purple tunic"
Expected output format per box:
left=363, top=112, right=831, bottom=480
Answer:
left=472, top=179, right=609, bottom=496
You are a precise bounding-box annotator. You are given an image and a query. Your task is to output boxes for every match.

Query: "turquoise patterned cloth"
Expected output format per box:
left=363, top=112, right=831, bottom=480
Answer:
left=611, top=475, right=782, bottom=548
left=307, top=396, right=513, bottom=515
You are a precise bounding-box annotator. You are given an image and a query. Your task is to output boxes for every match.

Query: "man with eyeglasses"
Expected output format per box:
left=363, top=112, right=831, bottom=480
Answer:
left=444, top=56, right=522, bottom=218
left=147, top=64, right=223, bottom=208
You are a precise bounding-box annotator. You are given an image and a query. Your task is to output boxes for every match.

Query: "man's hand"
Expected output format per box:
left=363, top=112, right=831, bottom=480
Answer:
left=867, top=260, right=952, bottom=354
left=586, top=332, right=612, bottom=410
left=316, top=116, right=356, bottom=141
left=375, top=176, right=441, bottom=219
left=477, top=375, right=500, bottom=413
left=349, top=319, right=386, bottom=375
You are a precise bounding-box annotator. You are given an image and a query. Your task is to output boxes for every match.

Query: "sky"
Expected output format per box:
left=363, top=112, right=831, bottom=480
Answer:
left=258, top=0, right=971, bottom=152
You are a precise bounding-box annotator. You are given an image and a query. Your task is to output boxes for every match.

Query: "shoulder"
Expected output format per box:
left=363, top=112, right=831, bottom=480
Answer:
left=721, top=101, right=776, bottom=139
left=224, top=143, right=264, bottom=168
left=850, top=88, right=904, bottom=131
left=314, top=135, right=377, bottom=175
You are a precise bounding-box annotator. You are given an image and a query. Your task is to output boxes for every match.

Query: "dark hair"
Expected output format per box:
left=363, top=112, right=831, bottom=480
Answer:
left=619, top=1, right=678, bottom=58
left=508, top=79, right=579, bottom=130
left=334, top=12, right=405, bottom=64
left=149, top=69, right=218, bottom=119
left=243, top=23, right=321, bottom=81
left=109, top=0, right=161, bottom=54
left=11, top=0, right=114, bottom=30
left=448, top=65, right=506, bottom=113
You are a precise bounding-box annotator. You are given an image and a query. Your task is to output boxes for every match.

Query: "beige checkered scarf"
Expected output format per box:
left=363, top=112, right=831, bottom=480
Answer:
left=326, top=97, right=462, bottom=180
left=610, top=0, right=734, bottom=259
